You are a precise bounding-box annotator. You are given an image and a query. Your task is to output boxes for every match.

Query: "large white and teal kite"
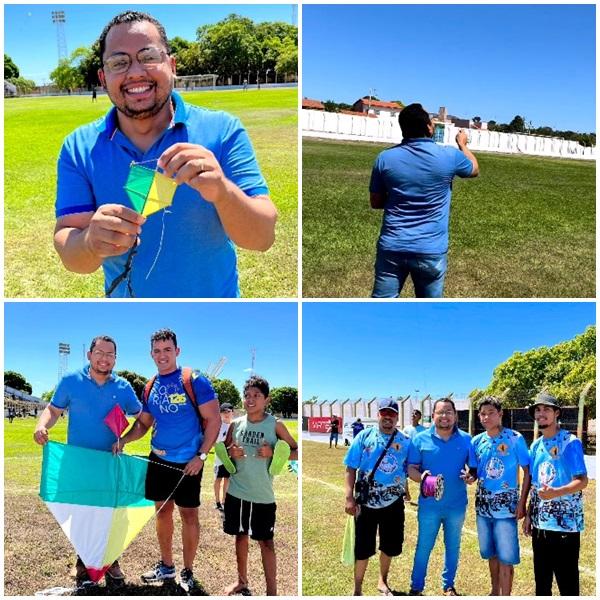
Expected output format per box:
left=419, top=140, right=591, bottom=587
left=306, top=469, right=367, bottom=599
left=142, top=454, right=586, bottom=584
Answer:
left=39, top=440, right=154, bottom=582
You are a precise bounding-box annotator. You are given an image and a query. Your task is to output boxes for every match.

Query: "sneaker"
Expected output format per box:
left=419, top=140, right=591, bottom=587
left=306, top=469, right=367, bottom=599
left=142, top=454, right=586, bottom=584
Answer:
left=141, top=560, right=176, bottom=583
left=180, top=568, right=200, bottom=593
left=105, top=560, right=125, bottom=581
left=75, top=557, right=94, bottom=587
left=443, top=587, right=459, bottom=596
left=408, top=590, right=423, bottom=596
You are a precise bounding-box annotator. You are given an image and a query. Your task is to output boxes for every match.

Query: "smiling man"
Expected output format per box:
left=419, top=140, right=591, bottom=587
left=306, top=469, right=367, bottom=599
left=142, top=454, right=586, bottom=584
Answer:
left=344, top=398, right=410, bottom=596
left=522, top=392, right=588, bottom=596
left=114, top=328, right=221, bottom=591
left=54, top=11, right=276, bottom=298
left=407, top=397, right=476, bottom=596
left=33, top=335, right=141, bottom=587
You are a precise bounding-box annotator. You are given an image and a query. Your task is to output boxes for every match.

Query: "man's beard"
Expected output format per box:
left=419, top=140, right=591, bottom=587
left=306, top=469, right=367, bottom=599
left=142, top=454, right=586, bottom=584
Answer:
left=110, top=81, right=173, bottom=120
left=538, top=422, right=550, bottom=429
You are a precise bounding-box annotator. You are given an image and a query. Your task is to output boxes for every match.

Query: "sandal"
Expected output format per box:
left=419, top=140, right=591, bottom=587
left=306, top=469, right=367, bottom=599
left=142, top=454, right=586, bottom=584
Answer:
left=269, top=440, right=291, bottom=476
left=214, top=442, right=236, bottom=474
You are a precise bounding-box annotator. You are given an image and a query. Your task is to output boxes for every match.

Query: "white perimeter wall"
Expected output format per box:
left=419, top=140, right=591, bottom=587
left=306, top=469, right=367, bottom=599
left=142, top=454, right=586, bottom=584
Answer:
left=302, top=109, right=596, bottom=160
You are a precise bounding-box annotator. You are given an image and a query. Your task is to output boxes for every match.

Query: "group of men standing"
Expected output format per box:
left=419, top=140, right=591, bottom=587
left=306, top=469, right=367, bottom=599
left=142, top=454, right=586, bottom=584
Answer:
left=344, top=394, right=588, bottom=596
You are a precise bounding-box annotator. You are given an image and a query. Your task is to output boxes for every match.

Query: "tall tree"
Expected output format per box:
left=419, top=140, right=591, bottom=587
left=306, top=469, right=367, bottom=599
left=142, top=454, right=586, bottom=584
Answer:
left=116, top=370, right=148, bottom=400
left=4, top=370, right=32, bottom=394
left=269, top=386, right=297, bottom=417
left=4, top=54, right=19, bottom=79
left=484, top=326, right=596, bottom=415
left=211, top=377, right=242, bottom=407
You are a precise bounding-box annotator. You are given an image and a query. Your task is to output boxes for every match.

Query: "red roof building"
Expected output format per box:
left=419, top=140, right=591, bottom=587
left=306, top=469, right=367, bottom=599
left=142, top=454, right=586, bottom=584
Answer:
left=302, top=97, right=325, bottom=110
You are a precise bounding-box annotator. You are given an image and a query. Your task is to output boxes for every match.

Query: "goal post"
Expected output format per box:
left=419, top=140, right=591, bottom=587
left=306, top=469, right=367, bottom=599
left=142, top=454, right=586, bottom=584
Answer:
left=174, top=74, right=217, bottom=91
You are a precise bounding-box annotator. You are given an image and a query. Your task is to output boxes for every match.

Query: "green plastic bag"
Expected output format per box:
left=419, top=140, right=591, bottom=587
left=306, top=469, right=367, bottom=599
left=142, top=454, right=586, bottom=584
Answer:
left=341, top=515, right=355, bottom=567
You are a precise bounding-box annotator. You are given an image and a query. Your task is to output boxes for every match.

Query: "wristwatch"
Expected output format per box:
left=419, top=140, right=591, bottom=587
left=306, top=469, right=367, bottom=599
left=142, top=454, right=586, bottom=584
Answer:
left=197, top=452, right=208, bottom=461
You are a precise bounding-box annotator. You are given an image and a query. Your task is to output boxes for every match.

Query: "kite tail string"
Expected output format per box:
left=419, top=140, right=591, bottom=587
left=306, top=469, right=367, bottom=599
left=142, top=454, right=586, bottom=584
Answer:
left=145, top=209, right=169, bottom=281
left=124, top=454, right=186, bottom=516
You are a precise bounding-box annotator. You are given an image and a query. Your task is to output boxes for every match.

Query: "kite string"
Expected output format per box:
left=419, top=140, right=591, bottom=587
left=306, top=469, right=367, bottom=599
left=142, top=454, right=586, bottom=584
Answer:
left=145, top=208, right=170, bottom=281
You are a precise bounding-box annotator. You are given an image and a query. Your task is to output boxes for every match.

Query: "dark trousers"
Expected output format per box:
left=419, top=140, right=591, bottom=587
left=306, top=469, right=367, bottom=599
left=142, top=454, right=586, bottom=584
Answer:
left=532, top=527, right=580, bottom=596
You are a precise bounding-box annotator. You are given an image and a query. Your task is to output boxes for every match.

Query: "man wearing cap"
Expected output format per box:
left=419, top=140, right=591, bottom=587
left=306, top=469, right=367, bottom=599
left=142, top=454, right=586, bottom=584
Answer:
left=214, top=402, right=234, bottom=513
left=344, top=398, right=410, bottom=596
left=407, top=397, right=476, bottom=596
left=470, top=397, right=530, bottom=596
left=522, top=392, right=588, bottom=596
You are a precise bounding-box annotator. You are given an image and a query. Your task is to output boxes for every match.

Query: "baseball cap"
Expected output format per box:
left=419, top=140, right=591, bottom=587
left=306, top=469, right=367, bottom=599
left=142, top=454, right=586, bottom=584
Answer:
left=220, top=402, right=233, bottom=412
left=378, top=398, right=399, bottom=413
left=528, top=392, right=560, bottom=418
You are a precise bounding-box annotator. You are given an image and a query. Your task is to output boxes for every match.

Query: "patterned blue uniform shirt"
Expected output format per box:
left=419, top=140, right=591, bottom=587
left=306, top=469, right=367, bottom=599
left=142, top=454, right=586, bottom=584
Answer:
left=529, top=429, right=587, bottom=532
left=344, top=427, right=410, bottom=508
left=471, top=427, right=529, bottom=518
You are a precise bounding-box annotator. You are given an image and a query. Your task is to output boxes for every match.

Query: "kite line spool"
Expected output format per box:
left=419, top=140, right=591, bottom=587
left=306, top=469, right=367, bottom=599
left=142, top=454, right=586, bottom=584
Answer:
left=420, top=471, right=444, bottom=500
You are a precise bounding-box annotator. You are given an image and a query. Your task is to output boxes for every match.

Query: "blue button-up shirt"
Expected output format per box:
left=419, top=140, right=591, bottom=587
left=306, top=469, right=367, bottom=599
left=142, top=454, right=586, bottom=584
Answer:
left=408, top=425, right=474, bottom=511
left=51, top=365, right=141, bottom=451
left=56, top=91, right=268, bottom=297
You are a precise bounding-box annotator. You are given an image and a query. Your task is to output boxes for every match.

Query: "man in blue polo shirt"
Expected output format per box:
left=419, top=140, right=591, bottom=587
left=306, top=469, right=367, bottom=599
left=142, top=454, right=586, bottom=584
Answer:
left=407, top=397, right=475, bottom=596
left=344, top=398, right=410, bottom=596
left=33, top=335, right=141, bottom=586
left=54, top=10, right=276, bottom=298
left=522, top=392, right=588, bottom=596
left=370, top=103, right=479, bottom=298
left=470, top=397, right=530, bottom=596
left=114, top=328, right=220, bottom=592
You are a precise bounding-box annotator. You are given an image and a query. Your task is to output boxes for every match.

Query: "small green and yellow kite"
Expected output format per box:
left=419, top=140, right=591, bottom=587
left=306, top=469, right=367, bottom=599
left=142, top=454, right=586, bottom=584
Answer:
left=124, top=164, right=178, bottom=217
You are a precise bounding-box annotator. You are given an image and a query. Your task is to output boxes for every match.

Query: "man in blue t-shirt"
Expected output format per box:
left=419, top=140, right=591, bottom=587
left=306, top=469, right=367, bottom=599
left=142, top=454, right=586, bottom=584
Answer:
left=369, top=103, right=479, bottom=298
left=54, top=11, right=276, bottom=298
left=407, top=398, right=476, bottom=596
left=522, top=393, right=588, bottom=596
left=351, top=418, right=365, bottom=438
left=115, top=328, right=220, bottom=592
left=470, top=397, right=530, bottom=596
left=33, top=335, right=141, bottom=586
left=344, top=398, right=410, bottom=596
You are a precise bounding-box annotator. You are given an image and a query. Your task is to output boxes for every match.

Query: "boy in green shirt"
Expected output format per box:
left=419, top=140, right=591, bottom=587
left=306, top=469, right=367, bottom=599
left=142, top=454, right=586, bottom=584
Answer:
left=223, top=376, right=298, bottom=595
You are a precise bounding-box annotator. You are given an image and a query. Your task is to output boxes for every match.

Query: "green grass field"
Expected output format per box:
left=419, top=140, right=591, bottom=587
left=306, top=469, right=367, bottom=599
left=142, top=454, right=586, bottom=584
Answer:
left=302, top=440, right=596, bottom=596
left=4, top=417, right=298, bottom=596
left=302, top=138, right=595, bottom=298
left=5, top=88, right=297, bottom=298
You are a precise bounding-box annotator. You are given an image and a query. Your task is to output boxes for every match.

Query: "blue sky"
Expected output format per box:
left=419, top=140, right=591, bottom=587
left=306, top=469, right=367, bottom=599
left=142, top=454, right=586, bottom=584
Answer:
left=302, top=302, right=595, bottom=401
left=303, top=4, right=596, bottom=133
left=5, top=302, right=298, bottom=397
left=5, top=4, right=295, bottom=84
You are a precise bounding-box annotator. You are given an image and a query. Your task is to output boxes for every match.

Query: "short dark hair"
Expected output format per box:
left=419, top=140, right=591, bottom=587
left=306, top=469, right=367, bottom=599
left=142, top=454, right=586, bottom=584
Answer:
left=243, top=375, right=270, bottom=398
left=432, top=397, right=456, bottom=414
left=98, top=10, right=171, bottom=61
left=412, top=409, right=422, bottom=416
left=150, top=328, right=177, bottom=349
left=399, top=103, right=432, bottom=139
left=89, top=335, right=117, bottom=354
left=478, top=396, right=503, bottom=412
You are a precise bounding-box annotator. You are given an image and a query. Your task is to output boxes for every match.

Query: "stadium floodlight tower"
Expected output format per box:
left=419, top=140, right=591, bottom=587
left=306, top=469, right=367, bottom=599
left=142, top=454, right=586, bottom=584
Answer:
left=58, top=342, right=70, bottom=382
left=51, top=10, right=68, bottom=62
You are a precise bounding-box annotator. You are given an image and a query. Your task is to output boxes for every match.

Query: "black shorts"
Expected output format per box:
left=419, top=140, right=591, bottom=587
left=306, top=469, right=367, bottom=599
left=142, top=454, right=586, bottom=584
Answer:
left=223, top=493, right=277, bottom=541
left=145, top=452, right=203, bottom=508
left=214, top=464, right=231, bottom=479
left=355, top=497, right=405, bottom=560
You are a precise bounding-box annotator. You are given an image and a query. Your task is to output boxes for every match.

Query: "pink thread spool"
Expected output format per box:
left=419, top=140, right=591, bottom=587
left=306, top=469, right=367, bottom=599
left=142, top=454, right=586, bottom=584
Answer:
left=421, top=472, right=444, bottom=500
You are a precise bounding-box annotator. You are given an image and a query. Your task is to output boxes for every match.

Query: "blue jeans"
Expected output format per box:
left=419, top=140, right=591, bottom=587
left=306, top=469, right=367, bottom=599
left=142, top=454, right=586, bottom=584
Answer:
left=476, top=515, right=520, bottom=565
left=410, top=507, right=466, bottom=592
left=372, top=249, right=447, bottom=298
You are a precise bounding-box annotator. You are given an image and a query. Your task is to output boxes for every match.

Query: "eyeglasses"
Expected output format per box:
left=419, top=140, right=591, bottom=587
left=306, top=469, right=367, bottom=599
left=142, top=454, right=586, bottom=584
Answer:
left=103, top=47, right=168, bottom=74
left=434, top=410, right=454, bottom=416
left=92, top=349, right=116, bottom=359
